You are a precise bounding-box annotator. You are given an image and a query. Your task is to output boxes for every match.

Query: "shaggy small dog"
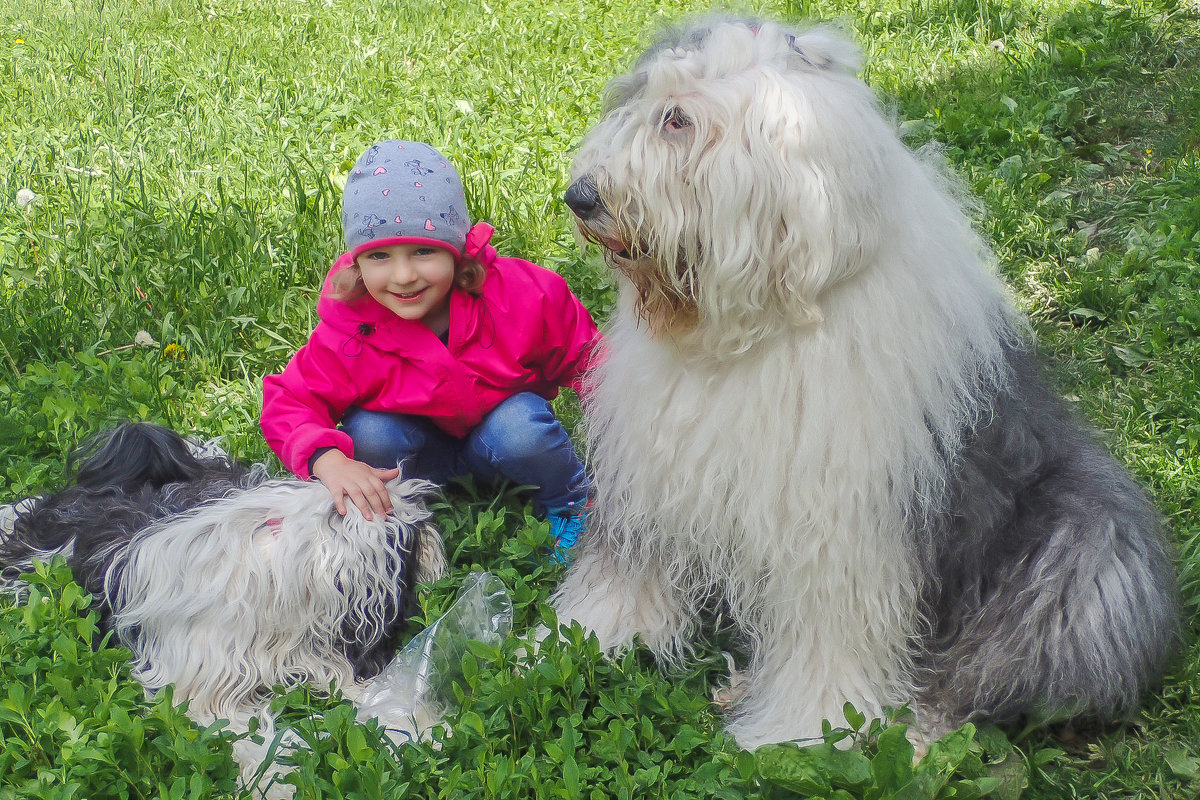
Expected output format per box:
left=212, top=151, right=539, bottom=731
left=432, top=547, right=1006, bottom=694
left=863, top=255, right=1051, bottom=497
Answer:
left=555, top=16, right=1178, bottom=748
left=0, top=423, right=446, bottom=788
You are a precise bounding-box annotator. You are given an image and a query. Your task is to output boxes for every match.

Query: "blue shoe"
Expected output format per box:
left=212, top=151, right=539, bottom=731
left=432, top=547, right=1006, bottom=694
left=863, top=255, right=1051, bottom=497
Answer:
left=547, top=501, right=589, bottom=564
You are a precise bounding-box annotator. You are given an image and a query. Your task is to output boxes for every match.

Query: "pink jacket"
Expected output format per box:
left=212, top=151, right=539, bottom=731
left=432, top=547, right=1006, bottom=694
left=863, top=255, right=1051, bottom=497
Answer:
left=261, top=226, right=601, bottom=479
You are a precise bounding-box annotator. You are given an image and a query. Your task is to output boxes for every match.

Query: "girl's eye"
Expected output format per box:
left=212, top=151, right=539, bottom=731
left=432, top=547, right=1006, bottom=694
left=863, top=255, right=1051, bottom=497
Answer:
left=415, top=247, right=436, bottom=256
left=663, top=107, right=692, bottom=132
left=365, top=251, right=389, bottom=260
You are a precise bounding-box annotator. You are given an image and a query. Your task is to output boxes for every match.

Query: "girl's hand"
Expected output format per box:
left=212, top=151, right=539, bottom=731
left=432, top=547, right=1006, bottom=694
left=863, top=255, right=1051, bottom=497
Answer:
left=311, top=449, right=400, bottom=520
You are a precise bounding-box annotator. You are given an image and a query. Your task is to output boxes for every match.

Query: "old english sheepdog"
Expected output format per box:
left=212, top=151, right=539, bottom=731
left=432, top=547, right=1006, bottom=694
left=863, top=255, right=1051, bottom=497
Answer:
left=555, top=16, right=1178, bottom=747
left=0, top=423, right=447, bottom=788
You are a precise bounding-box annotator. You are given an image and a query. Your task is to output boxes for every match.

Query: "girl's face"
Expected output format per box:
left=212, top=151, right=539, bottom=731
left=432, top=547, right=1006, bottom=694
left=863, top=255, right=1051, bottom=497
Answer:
left=357, top=243, right=457, bottom=334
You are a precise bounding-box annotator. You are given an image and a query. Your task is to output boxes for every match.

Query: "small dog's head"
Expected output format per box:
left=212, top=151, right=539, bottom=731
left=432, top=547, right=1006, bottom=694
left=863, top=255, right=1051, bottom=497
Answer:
left=109, top=475, right=447, bottom=717
left=566, top=17, right=900, bottom=352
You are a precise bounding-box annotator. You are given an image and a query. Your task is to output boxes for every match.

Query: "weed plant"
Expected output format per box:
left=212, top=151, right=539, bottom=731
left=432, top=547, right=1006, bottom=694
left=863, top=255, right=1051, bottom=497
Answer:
left=1, top=0, right=1198, bottom=797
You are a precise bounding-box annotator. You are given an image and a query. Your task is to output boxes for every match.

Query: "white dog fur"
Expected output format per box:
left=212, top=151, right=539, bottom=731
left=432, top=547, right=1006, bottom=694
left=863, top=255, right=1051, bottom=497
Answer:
left=555, top=17, right=1177, bottom=748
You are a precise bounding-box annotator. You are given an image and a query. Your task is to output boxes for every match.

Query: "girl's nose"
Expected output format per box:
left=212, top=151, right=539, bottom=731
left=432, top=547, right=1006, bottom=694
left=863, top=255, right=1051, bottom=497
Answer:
left=390, top=258, right=416, bottom=284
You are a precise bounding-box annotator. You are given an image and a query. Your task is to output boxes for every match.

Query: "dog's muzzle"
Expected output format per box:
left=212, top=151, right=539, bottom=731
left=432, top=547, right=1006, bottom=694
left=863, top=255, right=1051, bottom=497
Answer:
left=565, top=176, right=634, bottom=260
left=564, top=177, right=602, bottom=220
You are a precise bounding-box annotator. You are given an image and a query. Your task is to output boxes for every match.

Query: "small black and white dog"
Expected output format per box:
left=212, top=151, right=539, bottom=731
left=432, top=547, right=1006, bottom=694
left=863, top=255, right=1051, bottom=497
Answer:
left=0, top=423, right=446, bottom=788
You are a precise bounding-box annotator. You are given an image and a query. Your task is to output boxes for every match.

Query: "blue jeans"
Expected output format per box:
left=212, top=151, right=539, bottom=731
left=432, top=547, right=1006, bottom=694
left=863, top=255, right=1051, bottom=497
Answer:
left=341, top=392, right=588, bottom=516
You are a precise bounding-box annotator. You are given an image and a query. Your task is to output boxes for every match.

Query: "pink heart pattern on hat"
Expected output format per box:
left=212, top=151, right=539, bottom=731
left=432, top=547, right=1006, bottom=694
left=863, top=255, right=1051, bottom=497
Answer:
left=344, top=140, right=470, bottom=255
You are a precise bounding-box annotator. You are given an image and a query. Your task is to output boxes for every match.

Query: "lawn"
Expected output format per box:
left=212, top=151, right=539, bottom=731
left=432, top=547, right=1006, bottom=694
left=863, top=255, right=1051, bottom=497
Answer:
left=1, top=0, right=1198, bottom=797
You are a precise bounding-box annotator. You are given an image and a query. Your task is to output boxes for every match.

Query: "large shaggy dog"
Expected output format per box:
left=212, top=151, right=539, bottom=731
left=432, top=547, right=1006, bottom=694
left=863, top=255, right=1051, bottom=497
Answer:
left=0, top=423, right=446, bottom=787
left=555, top=17, right=1178, bottom=748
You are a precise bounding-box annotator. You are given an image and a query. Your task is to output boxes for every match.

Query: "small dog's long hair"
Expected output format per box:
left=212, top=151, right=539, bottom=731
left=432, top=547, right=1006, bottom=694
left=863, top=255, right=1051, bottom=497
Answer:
left=0, top=423, right=260, bottom=608
left=0, top=423, right=446, bottom=788
left=556, top=16, right=1179, bottom=748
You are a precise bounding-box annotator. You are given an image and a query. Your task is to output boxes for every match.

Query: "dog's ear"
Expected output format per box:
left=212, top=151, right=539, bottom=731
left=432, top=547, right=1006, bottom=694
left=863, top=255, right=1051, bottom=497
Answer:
left=781, top=27, right=862, bottom=75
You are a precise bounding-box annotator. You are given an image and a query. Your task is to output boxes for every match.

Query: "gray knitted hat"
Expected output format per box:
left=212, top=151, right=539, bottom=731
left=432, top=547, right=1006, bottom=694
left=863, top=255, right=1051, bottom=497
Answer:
left=342, top=140, right=471, bottom=259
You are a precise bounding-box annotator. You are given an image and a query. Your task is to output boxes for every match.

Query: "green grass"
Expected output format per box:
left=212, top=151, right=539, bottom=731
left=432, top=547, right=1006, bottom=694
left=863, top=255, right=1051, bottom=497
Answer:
left=1, top=0, right=1198, bottom=797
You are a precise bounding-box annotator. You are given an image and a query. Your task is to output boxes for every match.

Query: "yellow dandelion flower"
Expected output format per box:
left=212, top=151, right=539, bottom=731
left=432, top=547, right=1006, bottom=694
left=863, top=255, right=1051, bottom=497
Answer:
left=163, top=343, right=185, bottom=360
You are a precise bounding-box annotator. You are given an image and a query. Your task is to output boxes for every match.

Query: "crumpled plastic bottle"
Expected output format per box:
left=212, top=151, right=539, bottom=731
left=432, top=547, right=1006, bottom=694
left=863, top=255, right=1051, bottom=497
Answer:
left=353, top=571, right=513, bottom=740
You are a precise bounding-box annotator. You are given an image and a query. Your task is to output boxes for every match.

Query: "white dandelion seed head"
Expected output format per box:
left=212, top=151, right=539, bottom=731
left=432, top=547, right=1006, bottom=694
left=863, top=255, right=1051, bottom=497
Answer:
left=134, top=330, right=157, bottom=347
left=16, top=188, right=36, bottom=209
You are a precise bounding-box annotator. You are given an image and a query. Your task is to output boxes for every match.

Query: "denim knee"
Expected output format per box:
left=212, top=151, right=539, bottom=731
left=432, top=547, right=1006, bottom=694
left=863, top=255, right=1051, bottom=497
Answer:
left=471, top=393, right=566, bottom=462
left=463, top=393, right=588, bottom=513
left=341, top=407, right=431, bottom=469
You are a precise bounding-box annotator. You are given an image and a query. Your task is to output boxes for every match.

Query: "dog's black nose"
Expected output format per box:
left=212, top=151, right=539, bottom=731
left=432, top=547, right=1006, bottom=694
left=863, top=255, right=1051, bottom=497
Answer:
left=564, top=178, right=601, bottom=219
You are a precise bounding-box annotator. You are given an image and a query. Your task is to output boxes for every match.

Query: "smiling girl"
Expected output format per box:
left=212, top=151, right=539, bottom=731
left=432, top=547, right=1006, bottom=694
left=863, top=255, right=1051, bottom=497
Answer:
left=261, top=140, right=600, bottom=556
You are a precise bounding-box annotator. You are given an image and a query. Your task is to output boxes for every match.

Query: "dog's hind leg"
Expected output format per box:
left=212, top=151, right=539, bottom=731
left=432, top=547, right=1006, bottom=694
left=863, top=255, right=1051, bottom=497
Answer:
left=922, top=451, right=1178, bottom=728
left=551, top=546, right=691, bottom=661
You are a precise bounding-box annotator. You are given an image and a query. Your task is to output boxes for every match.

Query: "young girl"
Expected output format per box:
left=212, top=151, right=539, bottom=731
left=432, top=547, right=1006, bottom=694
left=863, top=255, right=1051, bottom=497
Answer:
left=261, top=140, right=600, bottom=555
